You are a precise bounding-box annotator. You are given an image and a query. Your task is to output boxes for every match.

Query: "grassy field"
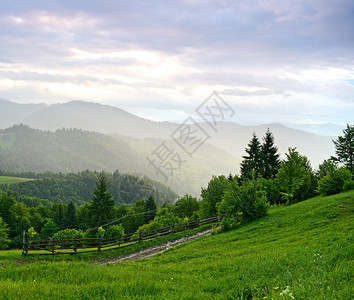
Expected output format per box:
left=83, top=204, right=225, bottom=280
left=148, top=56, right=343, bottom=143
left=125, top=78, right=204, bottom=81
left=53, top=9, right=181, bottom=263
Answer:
left=0, top=191, right=353, bottom=299
left=0, top=176, right=33, bottom=185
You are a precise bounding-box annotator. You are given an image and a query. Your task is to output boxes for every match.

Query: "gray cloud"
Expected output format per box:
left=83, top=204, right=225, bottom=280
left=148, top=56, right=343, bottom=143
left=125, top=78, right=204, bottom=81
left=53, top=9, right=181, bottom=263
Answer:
left=0, top=0, right=353, bottom=124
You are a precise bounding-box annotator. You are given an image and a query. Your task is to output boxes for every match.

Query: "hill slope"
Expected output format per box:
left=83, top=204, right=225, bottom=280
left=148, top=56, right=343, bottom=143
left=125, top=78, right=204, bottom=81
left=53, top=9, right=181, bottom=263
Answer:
left=0, top=191, right=352, bottom=299
left=0, top=125, right=238, bottom=196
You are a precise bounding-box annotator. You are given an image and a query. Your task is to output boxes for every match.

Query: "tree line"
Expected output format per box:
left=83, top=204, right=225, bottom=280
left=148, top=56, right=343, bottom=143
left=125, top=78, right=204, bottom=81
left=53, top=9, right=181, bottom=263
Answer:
left=201, top=124, right=353, bottom=231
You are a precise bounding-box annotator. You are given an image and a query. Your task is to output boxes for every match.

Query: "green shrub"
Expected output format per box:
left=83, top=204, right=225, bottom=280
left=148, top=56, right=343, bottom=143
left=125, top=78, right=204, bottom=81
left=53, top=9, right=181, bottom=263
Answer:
left=239, top=182, right=269, bottom=222
left=343, top=180, right=354, bottom=191
left=217, top=179, right=269, bottom=230
left=40, top=220, right=59, bottom=239
left=97, top=226, right=105, bottom=238
left=52, top=228, right=83, bottom=248
left=259, top=178, right=281, bottom=205
left=317, top=168, right=352, bottom=195
left=0, top=217, right=9, bottom=250
left=105, top=224, right=124, bottom=238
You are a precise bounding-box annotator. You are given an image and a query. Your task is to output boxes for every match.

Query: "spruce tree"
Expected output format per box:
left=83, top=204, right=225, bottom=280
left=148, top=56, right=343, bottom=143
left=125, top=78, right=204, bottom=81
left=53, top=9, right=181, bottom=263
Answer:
left=227, top=172, right=233, bottom=182
left=88, top=172, right=116, bottom=227
left=64, top=201, right=77, bottom=229
left=240, top=133, right=262, bottom=180
left=261, top=129, right=280, bottom=179
left=332, top=124, right=354, bottom=174
left=145, top=195, right=157, bottom=222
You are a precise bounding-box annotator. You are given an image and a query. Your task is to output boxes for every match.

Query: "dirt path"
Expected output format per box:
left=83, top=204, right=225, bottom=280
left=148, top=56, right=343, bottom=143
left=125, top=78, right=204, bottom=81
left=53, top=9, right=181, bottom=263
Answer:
left=97, top=228, right=213, bottom=265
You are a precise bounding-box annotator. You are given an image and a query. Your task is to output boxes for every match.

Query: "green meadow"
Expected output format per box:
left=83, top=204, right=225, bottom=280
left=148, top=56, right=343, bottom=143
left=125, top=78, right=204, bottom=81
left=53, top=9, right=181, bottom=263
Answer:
left=0, top=176, right=33, bottom=185
left=0, top=190, right=353, bottom=299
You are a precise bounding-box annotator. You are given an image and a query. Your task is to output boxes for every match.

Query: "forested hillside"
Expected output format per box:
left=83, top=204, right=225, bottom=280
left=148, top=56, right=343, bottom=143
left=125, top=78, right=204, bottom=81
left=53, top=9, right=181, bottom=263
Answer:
left=0, top=125, right=238, bottom=196
left=0, top=170, right=177, bottom=206
left=0, top=124, right=145, bottom=174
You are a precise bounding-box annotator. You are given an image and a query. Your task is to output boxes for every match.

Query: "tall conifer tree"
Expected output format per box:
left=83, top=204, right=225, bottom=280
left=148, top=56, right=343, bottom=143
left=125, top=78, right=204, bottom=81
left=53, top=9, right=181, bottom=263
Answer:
left=240, top=133, right=262, bottom=180
left=88, top=172, right=116, bottom=227
left=64, top=201, right=77, bottom=229
left=261, top=129, right=280, bottom=179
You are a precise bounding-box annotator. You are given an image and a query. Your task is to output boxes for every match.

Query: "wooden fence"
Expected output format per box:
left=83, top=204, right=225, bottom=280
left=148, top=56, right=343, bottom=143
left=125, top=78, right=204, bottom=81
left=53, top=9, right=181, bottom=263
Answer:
left=22, top=215, right=222, bottom=255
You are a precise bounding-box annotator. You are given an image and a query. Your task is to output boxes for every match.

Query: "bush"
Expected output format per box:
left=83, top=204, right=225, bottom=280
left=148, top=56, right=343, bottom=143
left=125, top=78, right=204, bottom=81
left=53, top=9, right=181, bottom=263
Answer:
left=317, top=168, right=352, bottom=196
left=40, top=220, right=59, bottom=239
left=0, top=217, right=9, bottom=250
left=9, top=235, right=23, bottom=249
left=105, top=224, right=124, bottom=238
left=343, top=180, right=354, bottom=191
left=174, top=194, right=200, bottom=218
left=259, top=178, right=281, bottom=205
left=239, top=182, right=269, bottom=222
left=52, top=228, right=83, bottom=248
left=217, top=179, right=269, bottom=229
left=97, top=226, right=105, bottom=238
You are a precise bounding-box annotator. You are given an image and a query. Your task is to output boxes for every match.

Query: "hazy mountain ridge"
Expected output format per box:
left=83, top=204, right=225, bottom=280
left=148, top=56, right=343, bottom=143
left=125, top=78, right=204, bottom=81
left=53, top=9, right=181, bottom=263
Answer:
left=20, top=100, right=175, bottom=139
left=0, top=98, right=46, bottom=129
left=0, top=98, right=337, bottom=176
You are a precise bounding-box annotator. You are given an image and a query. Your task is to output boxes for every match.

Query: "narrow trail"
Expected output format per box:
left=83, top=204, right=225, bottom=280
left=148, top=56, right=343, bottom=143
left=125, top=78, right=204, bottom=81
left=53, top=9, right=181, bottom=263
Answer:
left=97, top=228, right=213, bottom=265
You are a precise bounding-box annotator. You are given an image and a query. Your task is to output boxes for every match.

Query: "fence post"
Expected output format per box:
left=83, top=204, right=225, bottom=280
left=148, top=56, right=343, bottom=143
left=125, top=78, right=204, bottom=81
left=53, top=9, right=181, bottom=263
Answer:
left=197, top=219, right=200, bottom=228
left=22, top=231, right=27, bottom=255
left=98, top=235, right=101, bottom=251
left=184, top=222, right=188, bottom=230
left=139, top=231, right=142, bottom=243
left=118, top=235, right=121, bottom=247
left=74, top=240, right=77, bottom=254
left=52, top=238, right=55, bottom=254
left=170, top=225, right=174, bottom=234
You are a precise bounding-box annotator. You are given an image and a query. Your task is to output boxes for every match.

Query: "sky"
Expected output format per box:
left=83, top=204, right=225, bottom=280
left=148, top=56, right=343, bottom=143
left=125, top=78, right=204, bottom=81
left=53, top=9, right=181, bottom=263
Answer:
left=0, top=0, right=353, bottom=126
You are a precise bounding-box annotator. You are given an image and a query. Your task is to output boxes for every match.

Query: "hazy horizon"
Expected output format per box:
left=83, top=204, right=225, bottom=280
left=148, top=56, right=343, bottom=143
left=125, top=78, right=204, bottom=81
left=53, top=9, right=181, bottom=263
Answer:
left=0, top=96, right=348, bottom=137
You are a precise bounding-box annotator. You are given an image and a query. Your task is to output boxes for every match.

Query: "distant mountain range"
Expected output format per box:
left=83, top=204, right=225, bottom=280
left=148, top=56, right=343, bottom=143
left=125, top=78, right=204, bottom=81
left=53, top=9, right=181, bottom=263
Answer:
left=0, top=98, right=339, bottom=195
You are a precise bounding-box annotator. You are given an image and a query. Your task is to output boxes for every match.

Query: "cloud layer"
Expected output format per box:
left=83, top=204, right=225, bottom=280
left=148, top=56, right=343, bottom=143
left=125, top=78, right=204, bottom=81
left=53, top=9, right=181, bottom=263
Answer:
left=0, top=0, right=353, bottom=124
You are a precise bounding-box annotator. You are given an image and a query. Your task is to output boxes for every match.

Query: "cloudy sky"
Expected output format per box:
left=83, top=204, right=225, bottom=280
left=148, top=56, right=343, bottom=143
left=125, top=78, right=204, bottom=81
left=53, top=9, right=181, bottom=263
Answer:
left=0, top=0, right=353, bottom=125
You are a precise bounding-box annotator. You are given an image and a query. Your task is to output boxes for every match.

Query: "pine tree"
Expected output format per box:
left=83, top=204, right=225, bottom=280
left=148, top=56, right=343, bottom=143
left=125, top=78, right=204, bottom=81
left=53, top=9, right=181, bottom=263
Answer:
left=332, top=124, right=354, bottom=174
left=53, top=203, right=67, bottom=229
left=64, top=201, right=77, bottom=229
left=240, top=133, right=262, bottom=180
left=88, top=172, right=116, bottom=227
left=227, top=172, right=233, bottom=182
left=261, top=129, right=280, bottom=179
left=145, top=195, right=157, bottom=222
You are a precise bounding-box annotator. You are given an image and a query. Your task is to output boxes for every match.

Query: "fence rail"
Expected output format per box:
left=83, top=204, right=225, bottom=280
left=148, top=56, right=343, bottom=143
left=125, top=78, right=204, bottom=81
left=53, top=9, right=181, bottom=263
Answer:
left=22, top=215, right=222, bottom=255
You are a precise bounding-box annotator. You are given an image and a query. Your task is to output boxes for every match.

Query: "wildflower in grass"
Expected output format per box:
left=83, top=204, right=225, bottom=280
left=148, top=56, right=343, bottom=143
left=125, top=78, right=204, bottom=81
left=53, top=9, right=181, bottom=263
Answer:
left=280, top=286, right=295, bottom=299
left=274, top=287, right=279, bottom=290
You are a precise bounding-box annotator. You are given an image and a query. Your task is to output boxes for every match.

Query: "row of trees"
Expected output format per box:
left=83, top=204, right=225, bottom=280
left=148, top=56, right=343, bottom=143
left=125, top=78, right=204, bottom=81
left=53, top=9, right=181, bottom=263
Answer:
left=198, top=124, right=353, bottom=231
left=0, top=172, right=162, bottom=248
left=239, top=125, right=353, bottom=203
